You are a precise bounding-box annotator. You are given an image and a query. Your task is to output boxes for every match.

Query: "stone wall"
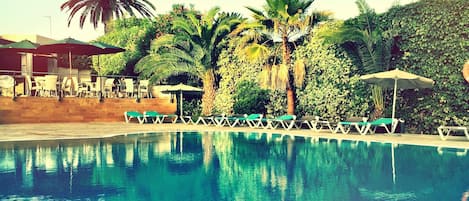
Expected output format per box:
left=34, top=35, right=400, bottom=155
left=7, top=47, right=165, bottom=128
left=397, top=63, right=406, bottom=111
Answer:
left=0, top=96, right=176, bottom=123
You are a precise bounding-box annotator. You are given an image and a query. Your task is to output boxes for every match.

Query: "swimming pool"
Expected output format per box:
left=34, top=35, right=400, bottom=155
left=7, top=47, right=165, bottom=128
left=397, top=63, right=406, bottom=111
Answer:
left=0, top=131, right=467, bottom=201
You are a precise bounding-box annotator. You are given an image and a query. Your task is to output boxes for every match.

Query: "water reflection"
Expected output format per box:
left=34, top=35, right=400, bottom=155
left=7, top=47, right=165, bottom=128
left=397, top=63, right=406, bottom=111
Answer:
left=0, top=132, right=467, bottom=201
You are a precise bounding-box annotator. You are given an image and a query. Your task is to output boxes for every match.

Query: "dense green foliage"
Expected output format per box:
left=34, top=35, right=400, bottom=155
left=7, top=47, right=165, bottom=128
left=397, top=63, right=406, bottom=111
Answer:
left=294, top=22, right=372, bottom=121
left=380, top=0, right=469, bottom=133
left=93, top=17, right=156, bottom=75
left=233, top=81, right=270, bottom=114
left=215, top=38, right=264, bottom=114
left=135, top=7, right=245, bottom=115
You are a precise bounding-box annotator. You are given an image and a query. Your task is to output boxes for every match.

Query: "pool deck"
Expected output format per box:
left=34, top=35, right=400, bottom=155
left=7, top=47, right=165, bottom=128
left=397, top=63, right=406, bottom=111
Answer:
left=0, top=122, right=468, bottom=149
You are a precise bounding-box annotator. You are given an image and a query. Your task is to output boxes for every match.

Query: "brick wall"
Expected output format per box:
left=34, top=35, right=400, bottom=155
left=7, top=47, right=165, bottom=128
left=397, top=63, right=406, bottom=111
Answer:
left=0, top=96, right=176, bottom=123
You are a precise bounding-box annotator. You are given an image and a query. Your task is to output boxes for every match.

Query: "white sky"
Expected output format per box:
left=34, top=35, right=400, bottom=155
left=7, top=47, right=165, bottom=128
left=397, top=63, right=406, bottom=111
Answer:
left=0, top=0, right=416, bottom=42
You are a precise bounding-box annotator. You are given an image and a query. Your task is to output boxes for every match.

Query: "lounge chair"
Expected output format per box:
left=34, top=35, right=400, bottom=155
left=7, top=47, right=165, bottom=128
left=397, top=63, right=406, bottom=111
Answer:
left=195, top=114, right=224, bottom=126
left=334, top=117, right=369, bottom=134
left=308, top=116, right=334, bottom=132
left=437, top=126, right=469, bottom=141
left=262, top=115, right=297, bottom=130
left=124, top=111, right=145, bottom=124
left=245, top=114, right=263, bottom=128
left=361, top=118, right=402, bottom=135
left=223, top=114, right=247, bottom=127
left=145, top=111, right=178, bottom=124
left=292, top=115, right=317, bottom=130
left=223, top=114, right=263, bottom=128
left=144, top=111, right=166, bottom=124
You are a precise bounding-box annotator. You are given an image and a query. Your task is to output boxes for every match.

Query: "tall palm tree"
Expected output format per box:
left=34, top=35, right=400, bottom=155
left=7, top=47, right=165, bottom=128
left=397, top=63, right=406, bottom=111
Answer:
left=60, top=0, right=155, bottom=32
left=235, top=0, right=320, bottom=115
left=319, top=0, right=395, bottom=118
left=135, top=7, right=244, bottom=115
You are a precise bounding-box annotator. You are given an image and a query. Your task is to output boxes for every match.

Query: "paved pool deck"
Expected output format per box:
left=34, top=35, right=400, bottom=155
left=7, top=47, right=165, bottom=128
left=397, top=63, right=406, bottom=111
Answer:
left=0, top=122, right=468, bottom=149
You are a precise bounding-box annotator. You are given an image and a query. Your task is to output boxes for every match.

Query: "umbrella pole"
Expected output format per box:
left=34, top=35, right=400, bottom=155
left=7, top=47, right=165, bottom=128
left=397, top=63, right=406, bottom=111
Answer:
left=69, top=51, right=74, bottom=95
left=180, top=90, right=183, bottom=117
left=392, top=78, right=397, bottom=128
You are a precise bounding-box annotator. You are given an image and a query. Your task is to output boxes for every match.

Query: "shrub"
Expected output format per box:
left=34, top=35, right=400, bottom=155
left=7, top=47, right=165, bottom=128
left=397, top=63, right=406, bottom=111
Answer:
left=233, top=81, right=270, bottom=114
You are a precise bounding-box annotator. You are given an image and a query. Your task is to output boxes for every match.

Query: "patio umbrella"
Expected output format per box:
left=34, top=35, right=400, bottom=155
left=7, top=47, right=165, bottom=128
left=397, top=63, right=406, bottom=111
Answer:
left=0, top=40, right=39, bottom=53
left=37, top=37, right=103, bottom=79
left=90, top=41, right=125, bottom=93
left=90, top=41, right=125, bottom=54
left=162, top=83, right=203, bottom=116
left=359, top=68, right=435, bottom=122
left=37, top=38, right=103, bottom=94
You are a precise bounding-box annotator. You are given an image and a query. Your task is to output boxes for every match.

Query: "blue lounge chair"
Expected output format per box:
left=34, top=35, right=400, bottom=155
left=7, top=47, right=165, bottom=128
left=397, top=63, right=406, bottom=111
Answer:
left=262, top=115, right=297, bottom=130
left=145, top=111, right=179, bottom=124
left=361, top=118, right=402, bottom=135
left=334, top=117, right=369, bottom=134
left=124, top=111, right=145, bottom=124
left=225, top=114, right=263, bottom=128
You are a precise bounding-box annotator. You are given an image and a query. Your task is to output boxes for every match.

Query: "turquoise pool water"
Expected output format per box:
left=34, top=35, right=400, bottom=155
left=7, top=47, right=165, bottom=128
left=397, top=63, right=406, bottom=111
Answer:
left=0, top=131, right=467, bottom=201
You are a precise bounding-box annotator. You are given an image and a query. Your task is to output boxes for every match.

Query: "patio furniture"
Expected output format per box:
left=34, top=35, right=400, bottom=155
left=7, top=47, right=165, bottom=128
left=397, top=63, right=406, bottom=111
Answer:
left=262, top=115, right=297, bottom=130
left=124, top=78, right=136, bottom=98
left=361, top=118, right=402, bottom=135
left=103, top=78, right=115, bottom=98
left=437, top=126, right=469, bottom=141
left=124, top=111, right=145, bottom=124
left=138, top=80, right=151, bottom=98
left=334, top=117, right=369, bottom=134
left=43, top=75, right=59, bottom=97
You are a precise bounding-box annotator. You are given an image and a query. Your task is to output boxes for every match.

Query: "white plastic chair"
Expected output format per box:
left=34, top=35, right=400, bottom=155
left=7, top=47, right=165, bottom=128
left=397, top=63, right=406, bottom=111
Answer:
left=124, top=78, right=135, bottom=98
left=103, top=78, right=115, bottom=98
left=138, top=80, right=152, bottom=98
left=43, top=75, right=58, bottom=97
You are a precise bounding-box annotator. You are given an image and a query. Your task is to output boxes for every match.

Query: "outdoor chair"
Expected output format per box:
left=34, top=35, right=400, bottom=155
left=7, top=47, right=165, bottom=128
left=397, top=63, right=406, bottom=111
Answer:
left=43, top=75, right=59, bottom=97
left=361, top=118, right=402, bottom=135
left=138, top=80, right=152, bottom=98
left=262, top=115, right=297, bottom=130
left=195, top=114, right=224, bottom=126
left=334, top=117, right=369, bottom=134
left=437, top=126, right=469, bottom=141
left=243, top=114, right=264, bottom=128
left=61, top=76, right=79, bottom=96
left=32, top=76, right=45, bottom=96
left=144, top=111, right=178, bottom=124
left=124, top=78, right=136, bottom=98
left=103, top=78, right=115, bottom=98
left=124, top=111, right=145, bottom=124
left=292, top=115, right=316, bottom=130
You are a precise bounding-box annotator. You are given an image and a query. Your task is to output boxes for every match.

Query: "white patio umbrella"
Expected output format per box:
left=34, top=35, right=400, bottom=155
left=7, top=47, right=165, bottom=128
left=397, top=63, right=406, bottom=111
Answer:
left=360, top=68, right=435, bottom=124
left=162, top=83, right=203, bottom=116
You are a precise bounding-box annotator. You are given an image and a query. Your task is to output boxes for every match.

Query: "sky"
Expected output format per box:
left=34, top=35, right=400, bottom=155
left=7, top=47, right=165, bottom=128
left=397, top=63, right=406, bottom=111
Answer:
left=0, top=0, right=416, bottom=42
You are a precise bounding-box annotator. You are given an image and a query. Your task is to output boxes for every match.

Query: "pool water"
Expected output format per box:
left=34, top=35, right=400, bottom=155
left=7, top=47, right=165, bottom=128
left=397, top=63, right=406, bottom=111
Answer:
left=0, top=131, right=467, bottom=201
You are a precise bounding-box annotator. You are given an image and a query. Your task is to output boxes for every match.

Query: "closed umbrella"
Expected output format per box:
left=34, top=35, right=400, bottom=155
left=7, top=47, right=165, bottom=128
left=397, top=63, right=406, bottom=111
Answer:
left=162, top=83, right=203, bottom=116
left=360, top=68, right=435, bottom=123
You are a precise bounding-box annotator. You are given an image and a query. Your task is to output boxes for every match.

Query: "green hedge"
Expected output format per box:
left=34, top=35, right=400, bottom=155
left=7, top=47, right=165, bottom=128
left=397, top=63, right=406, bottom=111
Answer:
left=381, top=0, right=469, bottom=133
left=294, top=22, right=372, bottom=121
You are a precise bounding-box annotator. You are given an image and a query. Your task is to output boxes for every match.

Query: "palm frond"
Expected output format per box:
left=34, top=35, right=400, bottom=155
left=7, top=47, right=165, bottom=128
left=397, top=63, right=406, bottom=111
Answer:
left=293, top=59, right=305, bottom=87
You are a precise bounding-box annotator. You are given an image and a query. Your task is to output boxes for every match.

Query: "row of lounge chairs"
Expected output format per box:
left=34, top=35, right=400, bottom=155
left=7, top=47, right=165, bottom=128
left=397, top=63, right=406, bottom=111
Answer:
left=179, top=113, right=401, bottom=135
left=125, top=111, right=469, bottom=140
left=124, top=111, right=178, bottom=124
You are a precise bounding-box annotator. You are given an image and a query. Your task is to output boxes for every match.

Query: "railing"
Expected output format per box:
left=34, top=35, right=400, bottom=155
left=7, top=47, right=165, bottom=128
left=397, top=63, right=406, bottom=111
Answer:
left=0, top=70, right=152, bottom=101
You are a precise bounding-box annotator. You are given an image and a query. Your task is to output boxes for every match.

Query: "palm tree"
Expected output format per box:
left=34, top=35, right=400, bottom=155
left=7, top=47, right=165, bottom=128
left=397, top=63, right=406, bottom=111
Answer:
left=60, top=0, right=155, bottom=32
left=235, top=0, right=321, bottom=115
left=136, top=7, right=244, bottom=115
left=318, top=0, right=395, bottom=118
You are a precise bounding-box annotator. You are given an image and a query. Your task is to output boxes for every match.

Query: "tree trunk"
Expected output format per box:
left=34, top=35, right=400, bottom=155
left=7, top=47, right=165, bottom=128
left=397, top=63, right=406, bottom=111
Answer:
left=201, top=70, right=216, bottom=115
left=282, top=35, right=295, bottom=115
